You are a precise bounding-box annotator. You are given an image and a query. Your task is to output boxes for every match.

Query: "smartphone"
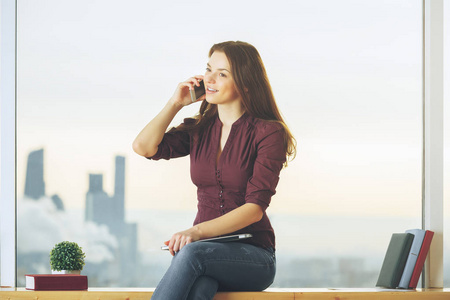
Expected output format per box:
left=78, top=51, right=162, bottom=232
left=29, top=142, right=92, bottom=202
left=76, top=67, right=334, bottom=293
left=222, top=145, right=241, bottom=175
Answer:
left=190, top=80, right=205, bottom=102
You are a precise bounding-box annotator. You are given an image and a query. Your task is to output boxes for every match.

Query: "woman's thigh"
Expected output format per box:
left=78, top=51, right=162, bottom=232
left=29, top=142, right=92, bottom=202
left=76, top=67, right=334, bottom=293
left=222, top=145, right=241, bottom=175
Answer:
left=176, top=241, right=276, bottom=291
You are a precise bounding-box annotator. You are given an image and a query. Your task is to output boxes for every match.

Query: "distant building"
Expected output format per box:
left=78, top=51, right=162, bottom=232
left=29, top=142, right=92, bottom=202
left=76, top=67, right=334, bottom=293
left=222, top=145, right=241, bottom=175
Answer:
left=51, top=194, right=65, bottom=211
left=24, top=148, right=65, bottom=211
left=24, top=149, right=45, bottom=199
left=85, top=155, right=138, bottom=285
left=114, top=156, right=125, bottom=222
left=85, top=174, right=112, bottom=225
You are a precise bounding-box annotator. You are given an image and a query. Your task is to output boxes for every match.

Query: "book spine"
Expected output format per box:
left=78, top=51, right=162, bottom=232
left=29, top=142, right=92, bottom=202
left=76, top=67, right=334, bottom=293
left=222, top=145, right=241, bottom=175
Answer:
left=398, top=229, right=426, bottom=289
left=26, top=275, right=88, bottom=291
left=408, top=231, right=434, bottom=289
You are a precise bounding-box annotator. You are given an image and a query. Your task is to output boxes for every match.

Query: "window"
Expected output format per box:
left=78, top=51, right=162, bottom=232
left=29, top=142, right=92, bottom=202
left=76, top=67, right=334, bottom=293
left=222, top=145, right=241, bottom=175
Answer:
left=13, top=0, right=423, bottom=288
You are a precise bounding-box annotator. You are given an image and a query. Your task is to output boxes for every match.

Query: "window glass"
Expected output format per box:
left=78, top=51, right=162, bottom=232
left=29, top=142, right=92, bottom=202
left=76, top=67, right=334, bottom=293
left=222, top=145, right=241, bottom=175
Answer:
left=17, top=0, right=422, bottom=287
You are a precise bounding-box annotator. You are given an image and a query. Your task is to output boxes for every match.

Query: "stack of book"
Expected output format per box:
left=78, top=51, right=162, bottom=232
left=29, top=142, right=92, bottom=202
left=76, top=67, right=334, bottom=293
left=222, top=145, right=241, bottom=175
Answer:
left=376, top=229, right=434, bottom=289
left=25, top=274, right=88, bottom=291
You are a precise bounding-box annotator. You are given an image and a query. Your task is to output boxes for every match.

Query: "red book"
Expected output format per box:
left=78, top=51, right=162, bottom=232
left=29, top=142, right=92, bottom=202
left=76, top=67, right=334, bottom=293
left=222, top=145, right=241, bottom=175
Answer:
left=408, top=230, right=434, bottom=288
left=25, top=274, right=88, bottom=290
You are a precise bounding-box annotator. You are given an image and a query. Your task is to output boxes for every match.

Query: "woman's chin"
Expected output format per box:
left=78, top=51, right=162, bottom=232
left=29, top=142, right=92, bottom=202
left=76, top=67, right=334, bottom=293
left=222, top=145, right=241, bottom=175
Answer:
left=205, top=96, right=218, bottom=104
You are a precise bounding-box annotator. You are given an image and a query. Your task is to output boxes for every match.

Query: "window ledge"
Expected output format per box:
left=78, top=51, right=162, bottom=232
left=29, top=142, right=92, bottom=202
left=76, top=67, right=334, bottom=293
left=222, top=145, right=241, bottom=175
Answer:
left=1, top=287, right=450, bottom=299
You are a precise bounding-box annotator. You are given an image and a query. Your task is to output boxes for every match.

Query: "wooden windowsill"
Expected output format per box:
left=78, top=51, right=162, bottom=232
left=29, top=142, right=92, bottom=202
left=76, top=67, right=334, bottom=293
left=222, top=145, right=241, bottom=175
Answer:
left=1, top=287, right=450, bottom=299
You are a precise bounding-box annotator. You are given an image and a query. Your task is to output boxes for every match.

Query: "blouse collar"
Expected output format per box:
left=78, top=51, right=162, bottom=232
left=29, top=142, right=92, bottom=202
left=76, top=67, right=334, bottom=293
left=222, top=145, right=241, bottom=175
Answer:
left=215, top=111, right=249, bottom=128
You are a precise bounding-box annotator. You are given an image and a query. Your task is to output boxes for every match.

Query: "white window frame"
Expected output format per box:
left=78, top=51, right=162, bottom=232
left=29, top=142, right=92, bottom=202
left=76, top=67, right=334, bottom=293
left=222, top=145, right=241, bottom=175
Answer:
left=422, top=0, right=444, bottom=289
left=0, top=0, right=17, bottom=288
left=0, top=0, right=445, bottom=288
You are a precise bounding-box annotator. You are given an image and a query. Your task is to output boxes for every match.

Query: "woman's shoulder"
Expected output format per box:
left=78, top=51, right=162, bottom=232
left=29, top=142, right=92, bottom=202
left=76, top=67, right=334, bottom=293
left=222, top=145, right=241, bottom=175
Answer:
left=168, top=117, right=199, bottom=134
left=247, top=116, right=285, bottom=137
left=182, top=117, right=197, bottom=125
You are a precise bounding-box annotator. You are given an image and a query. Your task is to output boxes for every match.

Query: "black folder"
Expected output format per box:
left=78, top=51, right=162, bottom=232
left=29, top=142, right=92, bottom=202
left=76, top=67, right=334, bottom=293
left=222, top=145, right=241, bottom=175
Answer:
left=376, top=233, right=414, bottom=288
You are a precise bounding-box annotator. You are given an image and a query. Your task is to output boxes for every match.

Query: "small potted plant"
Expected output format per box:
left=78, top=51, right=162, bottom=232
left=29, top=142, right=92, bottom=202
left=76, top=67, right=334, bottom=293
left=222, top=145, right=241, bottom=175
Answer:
left=50, top=241, right=86, bottom=274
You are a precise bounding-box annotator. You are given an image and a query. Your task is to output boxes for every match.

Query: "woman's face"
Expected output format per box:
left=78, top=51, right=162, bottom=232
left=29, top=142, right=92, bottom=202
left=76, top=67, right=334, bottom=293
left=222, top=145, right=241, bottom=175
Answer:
left=204, top=51, right=242, bottom=106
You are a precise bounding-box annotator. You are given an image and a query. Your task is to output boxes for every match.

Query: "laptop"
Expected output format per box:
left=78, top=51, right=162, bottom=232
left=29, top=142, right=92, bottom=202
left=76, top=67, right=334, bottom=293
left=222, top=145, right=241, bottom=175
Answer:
left=161, top=233, right=252, bottom=250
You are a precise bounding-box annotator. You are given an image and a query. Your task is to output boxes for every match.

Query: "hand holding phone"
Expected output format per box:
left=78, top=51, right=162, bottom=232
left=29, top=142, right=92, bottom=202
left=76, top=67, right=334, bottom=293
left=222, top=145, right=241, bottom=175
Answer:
left=190, top=80, right=205, bottom=103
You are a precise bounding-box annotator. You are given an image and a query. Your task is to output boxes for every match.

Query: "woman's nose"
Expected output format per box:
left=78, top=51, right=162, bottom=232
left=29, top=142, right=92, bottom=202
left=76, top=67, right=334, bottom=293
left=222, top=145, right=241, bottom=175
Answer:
left=204, top=72, right=215, bottom=83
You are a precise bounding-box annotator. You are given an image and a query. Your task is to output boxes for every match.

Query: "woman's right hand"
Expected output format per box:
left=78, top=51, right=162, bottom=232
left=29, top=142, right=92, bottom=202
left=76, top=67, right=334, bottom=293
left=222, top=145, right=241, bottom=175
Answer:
left=169, top=75, right=206, bottom=108
left=164, top=226, right=202, bottom=256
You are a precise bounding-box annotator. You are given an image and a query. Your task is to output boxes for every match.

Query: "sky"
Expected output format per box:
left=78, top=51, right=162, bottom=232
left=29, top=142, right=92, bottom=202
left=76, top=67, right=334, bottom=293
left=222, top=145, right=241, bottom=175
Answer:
left=10, top=0, right=450, bottom=218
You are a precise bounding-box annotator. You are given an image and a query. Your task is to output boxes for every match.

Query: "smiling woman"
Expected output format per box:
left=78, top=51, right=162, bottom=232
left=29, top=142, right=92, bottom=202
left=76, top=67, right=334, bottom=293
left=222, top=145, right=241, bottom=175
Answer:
left=133, top=41, right=294, bottom=299
left=12, top=0, right=424, bottom=289
left=204, top=52, right=241, bottom=106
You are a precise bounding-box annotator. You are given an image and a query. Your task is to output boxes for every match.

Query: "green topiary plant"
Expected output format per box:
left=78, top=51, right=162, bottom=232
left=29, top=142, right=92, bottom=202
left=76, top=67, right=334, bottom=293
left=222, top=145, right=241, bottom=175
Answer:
left=50, top=241, right=86, bottom=271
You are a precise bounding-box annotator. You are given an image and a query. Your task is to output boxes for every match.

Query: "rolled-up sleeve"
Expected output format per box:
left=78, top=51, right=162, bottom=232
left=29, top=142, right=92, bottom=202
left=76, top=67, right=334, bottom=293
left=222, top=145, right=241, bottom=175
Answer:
left=245, top=124, right=286, bottom=210
left=146, top=118, right=194, bottom=161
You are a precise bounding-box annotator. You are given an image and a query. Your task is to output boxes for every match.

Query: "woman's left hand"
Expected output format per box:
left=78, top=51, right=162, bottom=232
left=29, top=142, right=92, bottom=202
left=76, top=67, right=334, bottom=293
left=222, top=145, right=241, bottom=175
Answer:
left=164, top=227, right=202, bottom=256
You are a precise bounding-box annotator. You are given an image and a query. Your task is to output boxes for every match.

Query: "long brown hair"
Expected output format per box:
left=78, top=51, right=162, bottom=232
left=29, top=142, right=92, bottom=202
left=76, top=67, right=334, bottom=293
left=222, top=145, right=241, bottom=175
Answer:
left=174, top=41, right=296, bottom=165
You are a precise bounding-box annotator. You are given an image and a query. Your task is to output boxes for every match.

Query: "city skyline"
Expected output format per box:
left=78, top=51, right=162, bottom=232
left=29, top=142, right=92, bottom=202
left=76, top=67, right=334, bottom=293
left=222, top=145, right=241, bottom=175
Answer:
left=19, top=148, right=139, bottom=286
left=14, top=148, right=450, bottom=287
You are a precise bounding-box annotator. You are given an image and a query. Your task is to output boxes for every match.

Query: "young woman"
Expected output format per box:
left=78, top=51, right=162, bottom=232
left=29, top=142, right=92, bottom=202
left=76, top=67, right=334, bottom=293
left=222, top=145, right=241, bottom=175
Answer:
left=133, top=41, right=296, bottom=300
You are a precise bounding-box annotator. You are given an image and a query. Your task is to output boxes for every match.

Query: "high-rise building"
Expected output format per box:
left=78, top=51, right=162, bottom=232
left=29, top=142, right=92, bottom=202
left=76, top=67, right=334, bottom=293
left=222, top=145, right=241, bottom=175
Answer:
left=23, top=149, right=65, bottom=210
left=114, top=156, right=125, bottom=223
left=85, top=156, right=127, bottom=235
left=85, top=174, right=111, bottom=225
left=84, top=155, right=138, bottom=285
left=24, top=149, right=45, bottom=199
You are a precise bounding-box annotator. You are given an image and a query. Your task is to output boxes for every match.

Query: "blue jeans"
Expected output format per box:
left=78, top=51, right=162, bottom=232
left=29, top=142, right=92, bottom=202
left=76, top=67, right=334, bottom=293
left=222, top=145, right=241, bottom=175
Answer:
left=151, top=242, right=276, bottom=300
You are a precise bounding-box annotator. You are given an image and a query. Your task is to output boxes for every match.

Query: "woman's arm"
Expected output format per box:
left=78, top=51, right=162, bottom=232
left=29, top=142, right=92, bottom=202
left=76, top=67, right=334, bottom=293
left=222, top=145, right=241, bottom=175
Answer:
left=165, top=203, right=263, bottom=256
left=132, top=101, right=182, bottom=157
left=132, top=76, right=205, bottom=157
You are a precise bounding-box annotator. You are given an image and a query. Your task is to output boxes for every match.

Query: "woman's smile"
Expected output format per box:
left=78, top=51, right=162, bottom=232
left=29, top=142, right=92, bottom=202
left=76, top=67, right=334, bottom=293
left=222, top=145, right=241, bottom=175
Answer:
left=206, top=86, right=219, bottom=93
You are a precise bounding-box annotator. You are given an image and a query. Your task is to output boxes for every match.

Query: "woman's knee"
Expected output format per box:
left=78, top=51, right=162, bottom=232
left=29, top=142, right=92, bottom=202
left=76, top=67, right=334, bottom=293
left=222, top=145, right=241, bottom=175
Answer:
left=172, top=242, right=212, bottom=270
left=177, top=242, right=215, bottom=257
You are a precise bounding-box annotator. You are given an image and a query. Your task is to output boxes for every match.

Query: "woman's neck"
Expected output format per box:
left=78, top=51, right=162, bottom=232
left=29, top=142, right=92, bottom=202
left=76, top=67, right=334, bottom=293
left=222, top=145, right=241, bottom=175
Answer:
left=217, top=103, right=246, bottom=127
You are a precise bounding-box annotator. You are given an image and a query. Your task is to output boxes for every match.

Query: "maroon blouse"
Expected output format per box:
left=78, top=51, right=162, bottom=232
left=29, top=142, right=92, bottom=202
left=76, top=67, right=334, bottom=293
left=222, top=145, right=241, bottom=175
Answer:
left=147, top=112, right=286, bottom=250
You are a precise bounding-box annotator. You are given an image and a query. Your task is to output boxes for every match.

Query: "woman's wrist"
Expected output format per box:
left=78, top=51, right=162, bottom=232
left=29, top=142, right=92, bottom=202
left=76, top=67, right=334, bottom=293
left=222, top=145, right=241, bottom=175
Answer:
left=167, top=97, right=184, bottom=111
left=192, top=224, right=205, bottom=240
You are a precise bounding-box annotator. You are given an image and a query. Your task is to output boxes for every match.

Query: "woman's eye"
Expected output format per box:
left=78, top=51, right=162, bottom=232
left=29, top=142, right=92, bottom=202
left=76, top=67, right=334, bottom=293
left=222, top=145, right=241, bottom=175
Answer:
left=219, top=73, right=226, bottom=77
left=205, top=68, right=211, bottom=72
